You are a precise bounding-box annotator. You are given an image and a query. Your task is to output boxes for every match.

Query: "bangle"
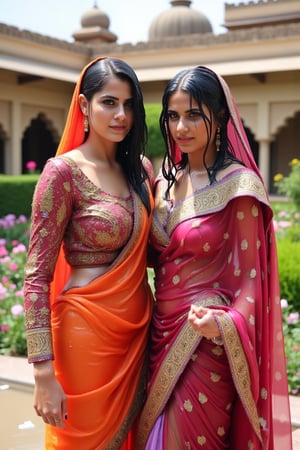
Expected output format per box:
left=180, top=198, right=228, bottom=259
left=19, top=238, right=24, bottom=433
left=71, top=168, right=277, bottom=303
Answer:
left=211, top=336, right=223, bottom=346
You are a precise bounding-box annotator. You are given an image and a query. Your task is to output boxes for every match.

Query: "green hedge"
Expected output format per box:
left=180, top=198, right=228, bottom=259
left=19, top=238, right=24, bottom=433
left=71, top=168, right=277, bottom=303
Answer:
left=277, top=239, right=300, bottom=310
left=145, top=104, right=165, bottom=159
left=0, top=174, right=38, bottom=217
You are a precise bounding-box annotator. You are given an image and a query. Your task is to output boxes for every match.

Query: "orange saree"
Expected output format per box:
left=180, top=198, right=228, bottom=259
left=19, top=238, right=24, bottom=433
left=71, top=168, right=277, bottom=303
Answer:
left=45, top=189, right=153, bottom=449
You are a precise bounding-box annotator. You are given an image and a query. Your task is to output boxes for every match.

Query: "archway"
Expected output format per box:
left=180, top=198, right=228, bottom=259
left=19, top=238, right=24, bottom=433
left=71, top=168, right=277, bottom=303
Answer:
left=270, top=111, right=300, bottom=194
left=22, top=113, right=59, bottom=174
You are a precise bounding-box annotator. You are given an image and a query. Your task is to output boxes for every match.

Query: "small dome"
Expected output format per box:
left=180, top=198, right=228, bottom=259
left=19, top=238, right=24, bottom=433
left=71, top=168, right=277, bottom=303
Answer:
left=73, top=2, right=117, bottom=44
left=149, top=0, right=212, bottom=41
left=81, top=5, right=110, bottom=30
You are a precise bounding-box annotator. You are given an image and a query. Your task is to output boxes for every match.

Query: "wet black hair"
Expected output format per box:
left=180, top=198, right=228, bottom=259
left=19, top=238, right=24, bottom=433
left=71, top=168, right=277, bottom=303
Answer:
left=160, top=65, right=242, bottom=197
left=80, top=57, right=151, bottom=214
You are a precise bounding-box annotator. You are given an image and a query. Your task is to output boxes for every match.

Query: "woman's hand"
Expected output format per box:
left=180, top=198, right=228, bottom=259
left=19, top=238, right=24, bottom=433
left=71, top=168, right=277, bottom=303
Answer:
left=33, top=360, right=67, bottom=428
left=188, top=304, right=224, bottom=340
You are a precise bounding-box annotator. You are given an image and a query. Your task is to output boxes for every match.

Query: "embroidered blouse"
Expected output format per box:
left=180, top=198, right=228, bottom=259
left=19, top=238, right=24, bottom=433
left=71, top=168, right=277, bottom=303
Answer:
left=24, top=155, right=141, bottom=362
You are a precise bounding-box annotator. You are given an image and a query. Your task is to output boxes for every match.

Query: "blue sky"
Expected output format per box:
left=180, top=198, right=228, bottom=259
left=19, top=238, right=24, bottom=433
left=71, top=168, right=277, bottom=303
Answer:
left=0, top=0, right=242, bottom=44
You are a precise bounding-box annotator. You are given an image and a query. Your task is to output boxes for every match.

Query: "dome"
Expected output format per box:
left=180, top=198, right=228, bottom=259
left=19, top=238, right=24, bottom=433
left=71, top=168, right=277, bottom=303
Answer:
left=73, top=2, right=117, bottom=44
left=81, top=5, right=110, bottom=30
left=149, top=0, right=213, bottom=41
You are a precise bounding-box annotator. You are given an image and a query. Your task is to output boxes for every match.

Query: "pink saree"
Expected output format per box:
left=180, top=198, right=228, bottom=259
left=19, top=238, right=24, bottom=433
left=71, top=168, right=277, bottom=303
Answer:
left=137, top=71, right=292, bottom=449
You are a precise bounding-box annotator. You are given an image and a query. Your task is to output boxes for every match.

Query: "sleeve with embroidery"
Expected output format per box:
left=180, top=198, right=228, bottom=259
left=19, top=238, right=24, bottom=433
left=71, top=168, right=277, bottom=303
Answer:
left=24, top=159, right=73, bottom=363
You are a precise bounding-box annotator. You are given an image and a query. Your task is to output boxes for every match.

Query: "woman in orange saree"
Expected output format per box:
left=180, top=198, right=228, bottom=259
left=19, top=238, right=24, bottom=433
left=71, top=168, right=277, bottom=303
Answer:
left=137, top=66, right=292, bottom=449
left=24, top=57, right=154, bottom=449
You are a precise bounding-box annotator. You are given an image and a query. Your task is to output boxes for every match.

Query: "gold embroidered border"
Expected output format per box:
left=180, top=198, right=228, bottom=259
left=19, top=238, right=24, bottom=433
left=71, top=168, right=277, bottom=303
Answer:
left=167, top=171, right=267, bottom=235
left=104, top=356, right=148, bottom=450
left=26, top=327, right=53, bottom=360
left=218, top=313, right=262, bottom=443
left=137, top=295, right=225, bottom=448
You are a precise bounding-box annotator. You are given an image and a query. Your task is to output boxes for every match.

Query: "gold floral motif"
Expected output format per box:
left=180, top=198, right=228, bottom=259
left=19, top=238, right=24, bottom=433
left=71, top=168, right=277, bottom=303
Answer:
left=198, top=392, right=208, bottom=404
left=210, top=372, right=221, bottom=382
left=249, top=315, right=255, bottom=325
left=251, top=204, right=259, bottom=217
left=241, top=239, right=248, bottom=250
left=203, top=242, right=210, bottom=252
left=250, top=269, right=257, bottom=278
left=276, top=331, right=283, bottom=341
left=172, top=275, right=180, bottom=285
left=217, top=426, right=225, bottom=436
left=212, top=346, right=223, bottom=356
left=197, top=435, right=207, bottom=445
left=260, top=387, right=268, bottom=400
left=237, top=211, right=245, bottom=220
left=183, top=399, right=193, bottom=412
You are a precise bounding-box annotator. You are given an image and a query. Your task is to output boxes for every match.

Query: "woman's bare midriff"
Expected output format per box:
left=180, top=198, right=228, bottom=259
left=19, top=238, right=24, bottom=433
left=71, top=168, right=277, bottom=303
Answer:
left=63, top=265, right=110, bottom=291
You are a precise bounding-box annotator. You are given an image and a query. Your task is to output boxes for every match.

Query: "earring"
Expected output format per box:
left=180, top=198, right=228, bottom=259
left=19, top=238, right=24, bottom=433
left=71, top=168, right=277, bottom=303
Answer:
left=215, top=127, right=221, bottom=152
left=84, top=115, right=89, bottom=133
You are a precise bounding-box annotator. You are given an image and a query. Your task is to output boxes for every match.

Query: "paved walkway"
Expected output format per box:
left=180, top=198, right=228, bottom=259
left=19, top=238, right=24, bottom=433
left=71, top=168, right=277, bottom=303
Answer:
left=0, top=355, right=300, bottom=448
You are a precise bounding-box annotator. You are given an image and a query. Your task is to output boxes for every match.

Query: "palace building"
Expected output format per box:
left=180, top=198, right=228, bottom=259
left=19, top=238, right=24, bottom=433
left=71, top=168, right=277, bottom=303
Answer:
left=0, top=0, right=299, bottom=193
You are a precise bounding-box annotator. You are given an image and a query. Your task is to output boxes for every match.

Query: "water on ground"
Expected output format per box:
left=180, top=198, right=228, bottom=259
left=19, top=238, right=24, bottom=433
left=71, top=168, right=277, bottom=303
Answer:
left=0, top=382, right=44, bottom=450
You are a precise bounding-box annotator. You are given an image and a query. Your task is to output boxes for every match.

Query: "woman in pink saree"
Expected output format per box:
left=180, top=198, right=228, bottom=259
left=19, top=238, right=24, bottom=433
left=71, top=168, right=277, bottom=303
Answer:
left=137, top=66, right=292, bottom=449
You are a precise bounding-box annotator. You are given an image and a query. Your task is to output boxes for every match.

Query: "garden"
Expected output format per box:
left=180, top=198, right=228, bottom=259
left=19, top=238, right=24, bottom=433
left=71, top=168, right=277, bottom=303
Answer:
left=0, top=159, right=300, bottom=396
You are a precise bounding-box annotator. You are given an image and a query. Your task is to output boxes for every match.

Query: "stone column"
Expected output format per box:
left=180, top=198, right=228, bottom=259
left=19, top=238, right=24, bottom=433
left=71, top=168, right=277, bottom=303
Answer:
left=10, top=101, right=22, bottom=175
left=258, top=139, right=271, bottom=191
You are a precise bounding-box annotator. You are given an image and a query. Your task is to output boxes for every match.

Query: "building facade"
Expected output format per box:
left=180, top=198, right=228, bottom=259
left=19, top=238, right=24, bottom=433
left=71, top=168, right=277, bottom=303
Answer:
left=0, top=0, right=299, bottom=192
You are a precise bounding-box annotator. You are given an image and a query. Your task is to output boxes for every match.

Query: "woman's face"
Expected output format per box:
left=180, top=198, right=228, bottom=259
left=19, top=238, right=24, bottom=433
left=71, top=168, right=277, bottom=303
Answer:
left=167, top=89, right=218, bottom=160
left=80, top=74, right=134, bottom=143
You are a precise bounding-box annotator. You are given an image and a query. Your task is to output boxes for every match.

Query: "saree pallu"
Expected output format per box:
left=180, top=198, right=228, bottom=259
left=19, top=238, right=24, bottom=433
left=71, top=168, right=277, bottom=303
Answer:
left=46, top=191, right=153, bottom=450
left=138, top=169, right=292, bottom=449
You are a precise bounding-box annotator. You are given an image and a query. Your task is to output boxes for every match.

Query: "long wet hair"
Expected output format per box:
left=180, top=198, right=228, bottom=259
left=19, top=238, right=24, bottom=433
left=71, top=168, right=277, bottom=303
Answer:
left=80, top=58, right=151, bottom=214
left=160, top=65, right=243, bottom=198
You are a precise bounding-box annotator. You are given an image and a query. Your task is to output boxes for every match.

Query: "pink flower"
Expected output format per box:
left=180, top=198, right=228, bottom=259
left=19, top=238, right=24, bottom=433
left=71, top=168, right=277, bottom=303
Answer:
left=12, top=243, right=27, bottom=254
left=1, top=276, right=9, bottom=284
left=0, top=324, right=9, bottom=332
left=0, top=284, right=7, bottom=301
left=0, top=247, right=8, bottom=257
left=278, top=221, right=292, bottom=229
left=26, top=160, right=37, bottom=171
left=9, top=263, right=18, bottom=271
left=278, top=211, right=287, bottom=218
left=281, top=299, right=289, bottom=309
left=286, top=312, right=299, bottom=324
left=15, top=289, right=24, bottom=297
left=11, top=304, right=24, bottom=316
left=292, top=345, right=299, bottom=352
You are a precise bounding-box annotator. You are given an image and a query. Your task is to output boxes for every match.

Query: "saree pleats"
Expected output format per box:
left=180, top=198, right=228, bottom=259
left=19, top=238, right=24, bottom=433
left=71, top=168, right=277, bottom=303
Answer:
left=46, top=191, right=153, bottom=449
